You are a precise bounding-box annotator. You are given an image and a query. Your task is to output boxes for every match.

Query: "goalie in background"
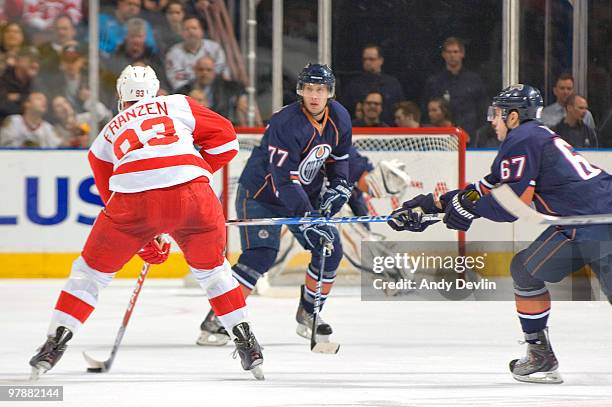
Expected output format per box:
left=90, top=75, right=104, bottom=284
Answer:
left=387, top=84, right=612, bottom=384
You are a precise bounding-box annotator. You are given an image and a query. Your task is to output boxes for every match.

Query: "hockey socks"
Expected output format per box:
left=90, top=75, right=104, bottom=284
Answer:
left=514, top=287, right=551, bottom=342
left=192, top=259, right=249, bottom=333
left=48, top=256, right=115, bottom=335
left=302, top=264, right=336, bottom=314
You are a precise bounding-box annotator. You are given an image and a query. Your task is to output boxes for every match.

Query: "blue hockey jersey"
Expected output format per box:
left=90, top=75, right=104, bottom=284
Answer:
left=472, top=120, right=612, bottom=222
left=239, top=100, right=352, bottom=216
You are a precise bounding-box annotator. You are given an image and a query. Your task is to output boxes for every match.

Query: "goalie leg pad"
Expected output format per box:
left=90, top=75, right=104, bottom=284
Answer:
left=48, top=256, right=115, bottom=335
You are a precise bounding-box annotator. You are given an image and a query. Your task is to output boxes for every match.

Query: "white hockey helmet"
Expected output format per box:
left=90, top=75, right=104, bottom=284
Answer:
left=116, top=65, right=160, bottom=110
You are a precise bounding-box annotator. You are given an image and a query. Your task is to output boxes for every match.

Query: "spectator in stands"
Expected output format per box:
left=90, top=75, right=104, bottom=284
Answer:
left=20, top=0, right=83, bottom=35
left=426, top=97, right=453, bottom=127
left=394, top=101, right=421, bottom=128
left=165, top=16, right=229, bottom=91
left=354, top=101, right=364, bottom=122
left=422, top=37, right=486, bottom=137
left=0, top=22, right=26, bottom=75
left=0, top=92, right=61, bottom=147
left=341, top=44, right=404, bottom=124
left=0, top=46, right=40, bottom=122
left=352, top=91, right=389, bottom=127
left=50, top=95, right=92, bottom=147
left=541, top=73, right=596, bottom=129
left=553, top=94, right=598, bottom=148
left=177, top=56, right=246, bottom=125
left=38, top=15, right=83, bottom=75
left=141, top=0, right=170, bottom=26
left=99, top=0, right=157, bottom=54
left=42, top=45, right=112, bottom=123
left=105, top=18, right=168, bottom=91
left=154, top=0, right=185, bottom=55
left=188, top=88, right=209, bottom=107
left=471, top=122, right=501, bottom=148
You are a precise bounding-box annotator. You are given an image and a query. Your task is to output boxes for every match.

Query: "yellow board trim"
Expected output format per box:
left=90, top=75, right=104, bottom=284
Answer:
left=8, top=251, right=591, bottom=279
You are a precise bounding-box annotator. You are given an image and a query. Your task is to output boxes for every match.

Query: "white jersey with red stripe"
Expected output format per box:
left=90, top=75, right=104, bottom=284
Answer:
left=88, top=94, right=237, bottom=204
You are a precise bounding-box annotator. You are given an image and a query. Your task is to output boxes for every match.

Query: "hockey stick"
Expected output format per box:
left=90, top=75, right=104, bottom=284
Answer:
left=227, top=214, right=440, bottom=227
left=491, top=184, right=612, bottom=226
left=311, top=241, right=340, bottom=354
left=83, top=261, right=151, bottom=373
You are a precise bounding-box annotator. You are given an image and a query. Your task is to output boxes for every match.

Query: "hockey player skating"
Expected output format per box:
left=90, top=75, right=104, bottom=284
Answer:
left=388, top=84, right=612, bottom=384
left=198, top=63, right=352, bottom=348
left=29, top=65, right=264, bottom=380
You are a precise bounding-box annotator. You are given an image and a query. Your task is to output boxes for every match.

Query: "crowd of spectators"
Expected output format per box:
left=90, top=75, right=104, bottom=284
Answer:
left=0, top=1, right=607, bottom=150
left=0, top=0, right=250, bottom=148
left=338, top=38, right=604, bottom=149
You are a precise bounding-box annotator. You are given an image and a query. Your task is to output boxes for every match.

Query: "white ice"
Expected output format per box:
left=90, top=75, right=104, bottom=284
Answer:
left=1, top=279, right=611, bottom=407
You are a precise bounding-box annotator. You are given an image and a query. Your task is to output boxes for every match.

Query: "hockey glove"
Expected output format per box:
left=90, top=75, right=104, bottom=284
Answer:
left=299, top=223, right=335, bottom=256
left=387, top=193, right=442, bottom=232
left=443, top=190, right=481, bottom=231
left=138, top=234, right=171, bottom=264
left=320, top=179, right=352, bottom=217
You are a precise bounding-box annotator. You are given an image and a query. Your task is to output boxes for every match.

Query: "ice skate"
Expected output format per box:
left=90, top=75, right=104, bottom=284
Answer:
left=232, top=322, right=264, bottom=380
left=29, top=326, right=73, bottom=380
left=295, top=286, right=333, bottom=342
left=196, top=309, right=230, bottom=346
left=509, top=328, right=563, bottom=384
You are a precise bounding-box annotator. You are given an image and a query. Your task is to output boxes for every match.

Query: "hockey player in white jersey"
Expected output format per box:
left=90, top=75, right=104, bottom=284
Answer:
left=29, top=65, right=264, bottom=380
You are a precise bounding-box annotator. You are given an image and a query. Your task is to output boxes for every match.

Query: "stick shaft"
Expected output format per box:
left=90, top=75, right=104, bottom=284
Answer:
left=105, top=262, right=151, bottom=370
left=226, top=214, right=440, bottom=227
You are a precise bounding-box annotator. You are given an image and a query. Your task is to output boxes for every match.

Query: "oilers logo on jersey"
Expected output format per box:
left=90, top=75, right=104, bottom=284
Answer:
left=298, top=144, right=332, bottom=184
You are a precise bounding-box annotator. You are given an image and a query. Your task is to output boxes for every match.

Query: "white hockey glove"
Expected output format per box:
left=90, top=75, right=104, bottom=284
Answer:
left=364, top=159, right=411, bottom=198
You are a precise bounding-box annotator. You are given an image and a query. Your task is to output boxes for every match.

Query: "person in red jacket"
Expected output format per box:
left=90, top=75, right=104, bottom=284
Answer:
left=29, top=64, right=264, bottom=380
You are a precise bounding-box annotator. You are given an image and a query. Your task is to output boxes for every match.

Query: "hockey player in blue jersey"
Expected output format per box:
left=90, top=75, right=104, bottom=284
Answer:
left=388, top=84, right=612, bottom=384
left=197, top=63, right=353, bottom=347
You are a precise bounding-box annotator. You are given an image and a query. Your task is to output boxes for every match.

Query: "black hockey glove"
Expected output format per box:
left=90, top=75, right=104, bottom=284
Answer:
left=299, top=223, right=335, bottom=256
left=320, top=179, right=352, bottom=217
left=443, top=190, right=481, bottom=231
left=387, top=193, right=442, bottom=232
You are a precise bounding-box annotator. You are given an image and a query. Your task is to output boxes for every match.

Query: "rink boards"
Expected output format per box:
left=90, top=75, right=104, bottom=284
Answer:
left=1, top=148, right=612, bottom=278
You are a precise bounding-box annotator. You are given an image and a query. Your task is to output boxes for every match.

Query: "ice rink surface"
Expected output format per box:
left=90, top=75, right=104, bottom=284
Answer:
left=1, top=279, right=611, bottom=407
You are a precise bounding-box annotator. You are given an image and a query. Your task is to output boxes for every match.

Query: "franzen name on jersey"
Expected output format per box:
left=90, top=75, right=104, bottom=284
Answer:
left=89, top=94, right=238, bottom=204
left=239, top=100, right=352, bottom=216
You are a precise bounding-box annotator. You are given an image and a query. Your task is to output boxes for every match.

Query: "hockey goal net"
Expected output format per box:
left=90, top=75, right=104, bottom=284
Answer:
left=213, top=127, right=467, bottom=275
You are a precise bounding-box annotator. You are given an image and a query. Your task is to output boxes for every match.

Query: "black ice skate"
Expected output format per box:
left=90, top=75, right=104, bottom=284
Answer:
left=232, top=322, right=264, bottom=380
left=29, top=326, right=73, bottom=380
left=197, top=309, right=230, bottom=346
left=509, top=328, right=563, bottom=384
left=295, top=285, right=333, bottom=342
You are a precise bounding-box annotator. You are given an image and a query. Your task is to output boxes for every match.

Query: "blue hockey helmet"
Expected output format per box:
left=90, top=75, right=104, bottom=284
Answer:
left=487, top=84, right=543, bottom=123
left=296, top=63, right=335, bottom=98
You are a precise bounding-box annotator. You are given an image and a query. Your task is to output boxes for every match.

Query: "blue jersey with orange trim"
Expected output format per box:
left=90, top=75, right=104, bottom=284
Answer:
left=472, top=120, right=612, bottom=222
left=239, top=100, right=352, bottom=216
